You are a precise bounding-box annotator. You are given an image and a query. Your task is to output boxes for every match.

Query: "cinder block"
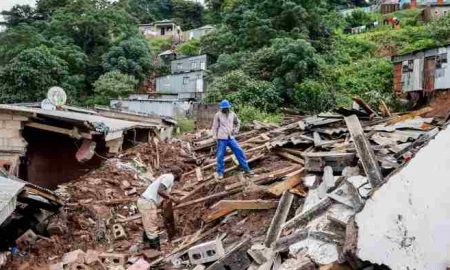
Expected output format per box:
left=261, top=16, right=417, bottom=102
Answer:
left=3, top=120, right=22, bottom=129
left=0, top=129, right=21, bottom=138
left=98, top=253, right=127, bottom=267
left=126, top=258, right=150, bottom=270
left=69, top=264, right=92, bottom=270
left=112, top=224, right=127, bottom=241
left=188, top=238, right=225, bottom=265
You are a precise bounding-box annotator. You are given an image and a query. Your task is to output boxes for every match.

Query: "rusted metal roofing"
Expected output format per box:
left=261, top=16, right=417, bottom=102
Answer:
left=0, top=104, right=157, bottom=140
left=0, top=176, right=25, bottom=226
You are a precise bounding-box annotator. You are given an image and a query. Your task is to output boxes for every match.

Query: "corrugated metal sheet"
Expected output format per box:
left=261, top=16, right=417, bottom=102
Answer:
left=0, top=105, right=155, bottom=134
left=171, top=55, right=208, bottom=74
left=156, top=71, right=205, bottom=94
left=111, top=99, right=192, bottom=118
left=0, top=176, right=25, bottom=225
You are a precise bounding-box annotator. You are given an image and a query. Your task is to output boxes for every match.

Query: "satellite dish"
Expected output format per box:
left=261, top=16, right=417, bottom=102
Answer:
left=47, top=86, right=67, bottom=107
left=41, top=99, right=56, bottom=111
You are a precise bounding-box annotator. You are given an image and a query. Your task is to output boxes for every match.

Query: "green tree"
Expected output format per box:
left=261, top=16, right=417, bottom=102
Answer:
left=0, top=5, right=36, bottom=27
left=176, top=39, right=200, bottom=56
left=103, top=37, right=153, bottom=81
left=89, top=71, right=138, bottom=105
left=0, top=47, right=70, bottom=103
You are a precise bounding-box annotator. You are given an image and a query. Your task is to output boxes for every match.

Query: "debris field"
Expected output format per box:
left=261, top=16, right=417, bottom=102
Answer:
left=2, top=99, right=447, bottom=270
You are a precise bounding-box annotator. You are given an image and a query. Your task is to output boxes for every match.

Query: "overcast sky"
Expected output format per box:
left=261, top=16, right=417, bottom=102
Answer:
left=0, top=0, right=36, bottom=12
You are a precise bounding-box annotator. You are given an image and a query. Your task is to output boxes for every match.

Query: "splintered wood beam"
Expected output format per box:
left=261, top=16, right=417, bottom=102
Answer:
left=224, top=165, right=302, bottom=191
left=344, top=115, right=383, bottom=188
left=267, top=169, right=304, bottom=197
left=264, top=191, right=294, bottom=248
left=353, top=96, right=377, bottom=119
left=175, top=189, right=242, bottom=209
left=276, top=151, right=305, bottom=165
left=25, top=122, right=90, bottom=139
left=203, top=200, right=279, bottom=223
left=195, top=167, right=204, bottom=182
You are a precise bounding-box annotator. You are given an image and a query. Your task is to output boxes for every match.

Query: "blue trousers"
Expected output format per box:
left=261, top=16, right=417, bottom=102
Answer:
left=217, top=138, right=251, bottom=176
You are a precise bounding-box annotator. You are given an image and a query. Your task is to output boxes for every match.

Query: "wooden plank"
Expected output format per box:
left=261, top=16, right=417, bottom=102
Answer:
left=345, top=115, right=383, bottom=187
left=264, top=191, right=294, bottom=248
left=25, top=122, right=90, bottom=139
left=276, top=151, right=305, bottom=165
left=379, top=100, right=392, bottom=117
left=388, top=107, right=433, bottom=125
left=204, top=200, right=279, bottom=222
left=267, top=169, right=304, bottom=197
left=225, top=165, right=302, bottom=191
left=353, top=96, right=377, bottom=118
left=195, top=167, right=204, bottom=182
left=281, top=148, right=304, bottom=157
left=282, top=197, right=333, bottom=230
left=175, top=189, right=242, bottom=209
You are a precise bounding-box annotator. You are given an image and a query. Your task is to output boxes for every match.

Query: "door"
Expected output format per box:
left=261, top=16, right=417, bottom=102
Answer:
left=424, top=57, right=436, bottom=93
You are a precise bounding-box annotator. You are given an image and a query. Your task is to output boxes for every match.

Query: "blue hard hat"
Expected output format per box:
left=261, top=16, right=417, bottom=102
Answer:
left=219, top=100, right=231, bottom=109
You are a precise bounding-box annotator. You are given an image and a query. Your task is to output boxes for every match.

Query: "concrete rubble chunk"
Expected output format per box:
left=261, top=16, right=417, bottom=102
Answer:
left=303, top=175, right=319, bottom=188
left=279, top=257, right=316, bottom=270
left=188, top=238, right=225, bottom=265
left=62, top=249, right=86, bottom=265
left=341, top=167, right=360, bottom=178
left=355, top=126, right=450, bottom=269
left=289, top=238, right=339, bottom=265
left=346, top=176, right=371, bottom=198
left=326, top=203, right=355, bottom=227
left=327, top=184, right=355, bottom=209
left=126, top=258, right=150, bottom=270
left=323, top=166, right=336, bottom=192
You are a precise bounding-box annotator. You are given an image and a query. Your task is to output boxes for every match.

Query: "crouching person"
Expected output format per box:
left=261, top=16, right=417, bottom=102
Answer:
left=137, top=168, right=181, bottom=249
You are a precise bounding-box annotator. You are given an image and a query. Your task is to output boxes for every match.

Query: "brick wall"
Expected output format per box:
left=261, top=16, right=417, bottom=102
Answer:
left=0, top=113, right=27, bottom=153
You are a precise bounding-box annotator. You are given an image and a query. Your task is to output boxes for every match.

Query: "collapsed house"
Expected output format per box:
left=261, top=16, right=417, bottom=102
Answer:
left=2, top=96, right=448, bottom=270
left=0, top=104, right=171, bottom=189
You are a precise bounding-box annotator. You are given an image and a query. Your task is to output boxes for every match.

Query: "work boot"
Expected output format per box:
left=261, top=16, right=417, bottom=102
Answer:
left=143, top=232, right=161, bottom=250
left=217, top=174, right=224, bottom=180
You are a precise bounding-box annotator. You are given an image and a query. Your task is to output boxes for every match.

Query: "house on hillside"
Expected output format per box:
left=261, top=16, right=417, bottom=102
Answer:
left=422, top=3, right=450, bottom=21
left=139, top=20, right=184, bottom=43
left=392, top=45, right=450, bottom=97
left=185, top=25, right=215, bottom=41
left=381, top=0, right=400, bottom=14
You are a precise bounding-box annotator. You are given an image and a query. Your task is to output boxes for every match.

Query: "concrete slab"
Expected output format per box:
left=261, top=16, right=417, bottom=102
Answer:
left=356, top=126, right=450, bottom=269
left=289, top=238, right=339, bottom=265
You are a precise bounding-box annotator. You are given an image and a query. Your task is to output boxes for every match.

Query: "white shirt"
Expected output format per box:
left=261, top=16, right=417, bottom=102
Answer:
left=141, top=174, right=174, bottom=206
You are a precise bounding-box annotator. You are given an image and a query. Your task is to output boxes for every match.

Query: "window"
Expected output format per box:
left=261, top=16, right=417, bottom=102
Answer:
left=183, top=77, right=189, bottom=85
left=177, top=63, right=182, bottom=70
left=191, top=62, right=197, bottom=69
left=402, top=60, right=414, bottom=73
left=436, top=53, right=447, bottom=69
left=200, top=62, right=206, bottom=70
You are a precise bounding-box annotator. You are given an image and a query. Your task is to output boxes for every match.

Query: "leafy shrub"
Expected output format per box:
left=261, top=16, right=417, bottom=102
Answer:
left=234, top=105, right=282, bottom=126
left=293, top=80, right=336, bottom=113
left=206, top=70, right=282, bottom=112
left=176, top=117, right=195, bottom=134
left=176, top=39, right=200, bottom=56
left=87, top=71, right=137, bottom=105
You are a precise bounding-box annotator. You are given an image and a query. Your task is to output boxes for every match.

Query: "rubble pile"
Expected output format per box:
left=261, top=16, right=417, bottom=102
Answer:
left=3, top=101, right=447, bottom=270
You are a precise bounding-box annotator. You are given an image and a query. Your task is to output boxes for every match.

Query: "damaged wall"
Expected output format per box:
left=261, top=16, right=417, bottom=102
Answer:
left=0, top=113, right=27, bottom=175
left=22, top=127, right=104, bottom=190
left=355, top=125, right=450, bottom=269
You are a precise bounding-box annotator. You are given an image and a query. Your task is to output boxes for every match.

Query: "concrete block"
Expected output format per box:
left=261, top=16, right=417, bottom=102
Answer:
left=289, top=238, right=339, bottom=265
left=126, top=258, right=150, bottom=270
left=303, top=175, right=319, bottom=188
left=15, top=229, right=38, bottom=249
left=85, top=250, right=100, bottom=265
left=0, top=129, right=20, bottom=138
left=98, top=253, right=127, bottom=267
left=112, top=224, right=127, bottom=241
left=62, top=250, right=86, bottom=265
left=188, top=238, right=225, bottom=265
left=7, top=138, right=27, bottom=148
left=3, top=120, right=22, bottom=129
left=0, top=114, right=12, bottom=120
left=12, top=115, right=28, bottom=121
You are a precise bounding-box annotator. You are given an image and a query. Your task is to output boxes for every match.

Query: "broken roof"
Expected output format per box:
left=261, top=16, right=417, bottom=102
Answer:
left=0, top=104, right=157, bottom=141
left=0, top=176, right=25, bottom=226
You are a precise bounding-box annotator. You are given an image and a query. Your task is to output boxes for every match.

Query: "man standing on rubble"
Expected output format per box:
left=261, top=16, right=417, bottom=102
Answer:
left=212, top=100, right=254, bottom=179
left=137, top=168, right=181, bottom=249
